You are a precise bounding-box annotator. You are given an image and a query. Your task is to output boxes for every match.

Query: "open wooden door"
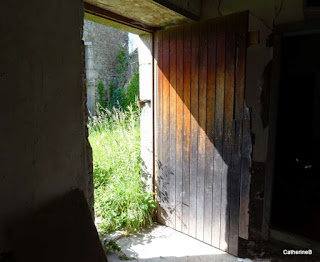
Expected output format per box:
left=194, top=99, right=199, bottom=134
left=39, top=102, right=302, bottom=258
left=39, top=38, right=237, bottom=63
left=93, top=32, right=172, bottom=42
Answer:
left=154, top=11, right=250, bottom=256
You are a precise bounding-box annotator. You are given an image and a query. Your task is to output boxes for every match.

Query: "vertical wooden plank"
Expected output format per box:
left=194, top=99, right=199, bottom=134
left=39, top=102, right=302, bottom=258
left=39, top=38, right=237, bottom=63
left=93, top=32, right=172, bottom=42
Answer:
left=156, top=30, right=164, bottom=224
left=211, top=17, right=225, bottom=248
left=229, top=12, right=248, bottom=255
left=182, top=24, right=191, bottom=234
left=239, top=104, right=251, bottom=240
left=196, top=22, right=207, bottom=242
left=223, top=13, right=237, bottom=255
left=175, top=28, right=184, bottom=232
left=169, top=28, right=177, bottom=228
left=161, top=28, right=171, bottom=226
left=189, top=23, right=200, bottom=238
left=204, top=20, right=216, bottom=245
left=220, top=14, right=236, bottom=252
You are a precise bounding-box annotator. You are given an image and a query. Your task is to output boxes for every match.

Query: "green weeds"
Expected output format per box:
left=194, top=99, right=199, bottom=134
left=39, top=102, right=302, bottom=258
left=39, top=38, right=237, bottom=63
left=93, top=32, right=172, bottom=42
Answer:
left=88, top=106, right=156, bottom=234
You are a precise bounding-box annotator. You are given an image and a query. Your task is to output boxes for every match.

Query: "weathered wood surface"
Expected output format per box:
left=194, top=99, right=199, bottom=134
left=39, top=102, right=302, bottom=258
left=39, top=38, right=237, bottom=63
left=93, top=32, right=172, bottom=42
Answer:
left=239, top=104, right=252, bottom=240
left=189, top=23, right=199, bottom=239
left=169, top=27, right=177, bottom=229
left=204, top=20, right=216, bottom=245
left=175, top=28, right=184, bottom=232
left=162, top=28, right=170, bottom=226
left=155, top=11, right=249, bottom=256
left=182, top=24, right=191, bottom=235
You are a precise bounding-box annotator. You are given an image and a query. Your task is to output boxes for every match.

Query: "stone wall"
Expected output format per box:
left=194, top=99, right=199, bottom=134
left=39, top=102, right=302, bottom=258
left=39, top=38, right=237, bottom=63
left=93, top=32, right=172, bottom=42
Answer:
left=83, top=19, right=128, bottom=114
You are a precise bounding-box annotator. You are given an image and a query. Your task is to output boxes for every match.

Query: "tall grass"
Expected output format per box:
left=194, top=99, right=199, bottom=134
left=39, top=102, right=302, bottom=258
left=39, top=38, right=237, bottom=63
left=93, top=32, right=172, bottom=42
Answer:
left=88, top=106, right=156, bottom=234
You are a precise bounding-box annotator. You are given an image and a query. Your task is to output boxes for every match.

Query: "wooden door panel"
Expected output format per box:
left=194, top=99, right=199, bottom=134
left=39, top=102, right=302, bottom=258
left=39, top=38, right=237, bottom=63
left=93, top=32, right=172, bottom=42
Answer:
left=155, top=11, right=249, bottom=256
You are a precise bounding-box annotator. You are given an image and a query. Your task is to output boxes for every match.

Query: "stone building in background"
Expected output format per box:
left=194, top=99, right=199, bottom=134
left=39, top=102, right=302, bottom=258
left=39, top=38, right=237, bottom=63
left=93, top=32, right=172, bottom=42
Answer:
left=83, top=19, right=130, bottom=115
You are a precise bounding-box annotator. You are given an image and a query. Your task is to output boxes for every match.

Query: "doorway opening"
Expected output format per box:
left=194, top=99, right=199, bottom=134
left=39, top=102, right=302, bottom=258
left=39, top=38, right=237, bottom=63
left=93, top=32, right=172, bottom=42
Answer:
left=271, top=33, right=320, bottom=242
left=82, top=8, right=253, bottom=260
left=82, top=14, right=238, bottom=262
left=83, top=17, right=156, bottom=242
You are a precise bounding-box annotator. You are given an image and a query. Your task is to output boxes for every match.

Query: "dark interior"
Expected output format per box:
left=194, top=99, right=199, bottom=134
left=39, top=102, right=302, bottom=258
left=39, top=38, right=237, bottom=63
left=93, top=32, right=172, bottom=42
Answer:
left=306, top=0, right=320, bottom=7
left=271, top=34, right=320, bottom=241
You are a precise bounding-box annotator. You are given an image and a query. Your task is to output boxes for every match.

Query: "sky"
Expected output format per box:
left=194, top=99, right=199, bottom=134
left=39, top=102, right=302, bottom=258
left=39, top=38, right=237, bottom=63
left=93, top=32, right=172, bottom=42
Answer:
left=128, top=33, right=139, bottom=54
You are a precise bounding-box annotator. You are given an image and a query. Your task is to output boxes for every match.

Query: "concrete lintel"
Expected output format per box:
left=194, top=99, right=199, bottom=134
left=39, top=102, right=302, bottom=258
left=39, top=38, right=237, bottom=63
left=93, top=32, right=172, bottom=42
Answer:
left=84, top=4, right=156, bottom=35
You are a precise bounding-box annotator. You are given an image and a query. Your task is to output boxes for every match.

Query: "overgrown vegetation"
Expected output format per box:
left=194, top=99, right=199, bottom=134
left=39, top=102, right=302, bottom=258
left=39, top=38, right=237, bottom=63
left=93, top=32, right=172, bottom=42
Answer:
left=109, top=82, right=125, bottom=110
left=88, top=107, right=156, bottom=234
left=124, top=70, right=139, bottom=111
left=90, top=43, right=150, bottom=242
left=102, top=238, right=121, bottom=254
left=97, top=81, right=106, bottom=110
left=96, top=45, right=139, bottom=111
left=115, top=45, right=129, bottom=87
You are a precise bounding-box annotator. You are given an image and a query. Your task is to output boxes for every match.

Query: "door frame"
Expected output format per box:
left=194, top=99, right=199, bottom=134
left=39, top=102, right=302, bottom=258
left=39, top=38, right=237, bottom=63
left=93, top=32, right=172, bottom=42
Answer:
left=82, top=7, right=156, bottom=217
left=262, top=20, right=320, bottom=240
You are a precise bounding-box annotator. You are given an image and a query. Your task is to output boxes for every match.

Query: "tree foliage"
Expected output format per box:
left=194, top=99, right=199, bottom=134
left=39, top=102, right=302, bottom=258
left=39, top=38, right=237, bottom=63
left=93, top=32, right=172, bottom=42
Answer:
left=107, top=46, right=140, bottom=111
